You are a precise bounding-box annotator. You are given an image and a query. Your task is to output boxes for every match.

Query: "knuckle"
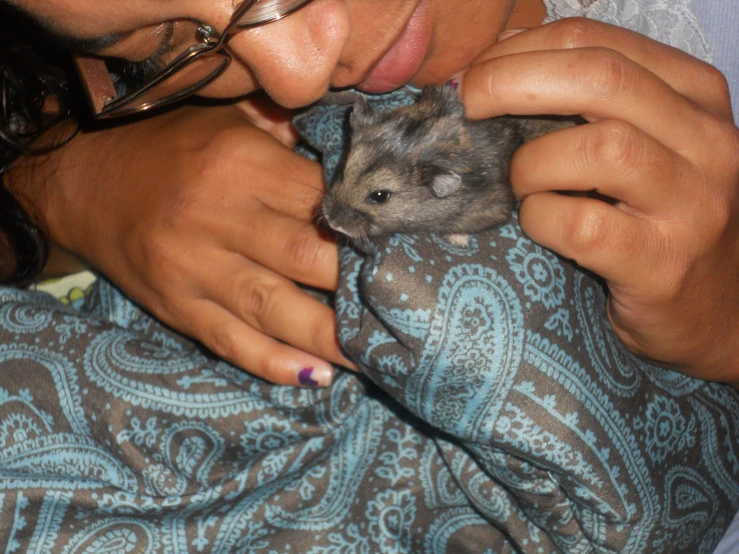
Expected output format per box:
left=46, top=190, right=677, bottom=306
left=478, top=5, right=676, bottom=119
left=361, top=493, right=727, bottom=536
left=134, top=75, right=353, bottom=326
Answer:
left=551, top=18, right=603, bottom=49
left=206, top=323, right=240, bottom=362
left=562, top=204, right=609, bottom=258
left=707, top=190, right=734, bottom=238
left=692, top=123, right=739, bottom=231
left=195, top=128, right=260, bottom=182
left=199, top=128, right=249, bottom=165
left=586, top=120, right=642, bottom=172
left=283, top=226, right=326, bottom=275
left=706, top=121, right=739, bottom=172
left=137, top=231, right=174, bottom=270
left=584, top=48, right=634, bottom=101
left=699, top=64, right=733, bottom=112
left=238, top=278, right=280, bottom=324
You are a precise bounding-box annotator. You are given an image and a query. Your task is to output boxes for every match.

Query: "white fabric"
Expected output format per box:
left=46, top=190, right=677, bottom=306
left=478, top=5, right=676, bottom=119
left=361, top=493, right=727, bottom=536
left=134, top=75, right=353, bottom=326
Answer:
left=688, top=0, right=739, bottom=120
left=543, top=0, right=714, bottom=63
left=713, top=509, right=739, bottom=554
left=544, top=0, right=739, bottom=121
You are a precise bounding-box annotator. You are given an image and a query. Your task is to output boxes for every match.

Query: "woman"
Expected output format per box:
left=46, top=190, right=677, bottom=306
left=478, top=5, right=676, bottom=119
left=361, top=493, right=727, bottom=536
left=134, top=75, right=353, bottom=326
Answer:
left=3, top=0, right=736, bottom=387
left=1, top=0, right=738, bottom=551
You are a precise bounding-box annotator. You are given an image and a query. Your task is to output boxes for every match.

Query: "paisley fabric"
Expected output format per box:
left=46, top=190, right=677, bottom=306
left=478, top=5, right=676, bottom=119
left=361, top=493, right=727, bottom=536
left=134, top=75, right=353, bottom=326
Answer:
left=0, top=283, right=503, bottom=552
left=292, top=88, right=739, bottom=553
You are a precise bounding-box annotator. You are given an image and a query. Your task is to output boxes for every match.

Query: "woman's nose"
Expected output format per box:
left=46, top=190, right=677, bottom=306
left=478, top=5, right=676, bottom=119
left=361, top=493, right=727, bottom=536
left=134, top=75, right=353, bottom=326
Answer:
left=228, top=0, right=351, bottom=108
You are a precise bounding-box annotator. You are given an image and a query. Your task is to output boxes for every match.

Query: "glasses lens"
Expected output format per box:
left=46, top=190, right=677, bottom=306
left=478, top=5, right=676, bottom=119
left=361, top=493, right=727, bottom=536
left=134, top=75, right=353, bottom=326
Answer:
left=102, top=23, right=209, bottom=99
left=103, top=52, right=229, bottom=116
left=130, top=54, right=227, bottom=106
left=236, top=0, right=314, bottom=26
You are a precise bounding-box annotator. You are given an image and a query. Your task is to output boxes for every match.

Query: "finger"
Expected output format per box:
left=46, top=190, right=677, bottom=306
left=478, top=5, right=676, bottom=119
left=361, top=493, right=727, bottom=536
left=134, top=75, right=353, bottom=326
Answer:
left=214, top=133, right=325, bottom=221
left=189, top=299, right=337, bottom=387
left=209, top=252, right=355, bottom=371
left=518, top=192, right=663, bottom=289
left=234, top=94, right=301, bottom=148
left=478, top=18, right=733, bottom=121
left=510, top=119, right=691, bottom=212
left=253, top=151, right=326, bottom=221
left=224, top=208, right=339, bottom=291
left=463, top=47, right=714, bottom=153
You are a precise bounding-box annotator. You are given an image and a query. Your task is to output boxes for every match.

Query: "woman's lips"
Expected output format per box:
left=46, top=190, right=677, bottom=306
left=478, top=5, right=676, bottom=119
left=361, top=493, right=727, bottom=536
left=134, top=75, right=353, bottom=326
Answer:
left=358, top=0, right=431, bottom=93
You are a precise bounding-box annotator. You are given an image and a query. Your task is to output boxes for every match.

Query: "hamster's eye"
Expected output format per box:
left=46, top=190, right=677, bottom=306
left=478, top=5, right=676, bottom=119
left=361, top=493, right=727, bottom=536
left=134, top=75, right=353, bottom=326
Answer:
left=366, top=190, right=392, bottom=205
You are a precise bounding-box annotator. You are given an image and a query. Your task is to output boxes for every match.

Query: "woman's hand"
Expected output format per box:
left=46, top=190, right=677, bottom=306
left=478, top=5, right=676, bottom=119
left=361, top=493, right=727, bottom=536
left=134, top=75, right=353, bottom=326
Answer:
left=461, top=18, right=739, bottom=383
left=11, top=99, right=353, bottom=387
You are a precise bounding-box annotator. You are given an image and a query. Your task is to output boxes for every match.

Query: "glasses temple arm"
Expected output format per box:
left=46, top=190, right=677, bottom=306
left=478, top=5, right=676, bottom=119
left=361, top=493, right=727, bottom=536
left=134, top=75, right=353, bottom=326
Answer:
left=74, top=56, right=118, bottom=115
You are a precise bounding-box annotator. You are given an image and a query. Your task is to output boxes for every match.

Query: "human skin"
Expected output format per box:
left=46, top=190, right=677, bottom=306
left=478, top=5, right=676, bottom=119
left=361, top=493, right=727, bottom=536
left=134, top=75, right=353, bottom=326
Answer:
left=462, top=21, right=739, bottom=382
left=8, top=0, right=536, bottom=387
left=8, top=0, right=739, bottom=385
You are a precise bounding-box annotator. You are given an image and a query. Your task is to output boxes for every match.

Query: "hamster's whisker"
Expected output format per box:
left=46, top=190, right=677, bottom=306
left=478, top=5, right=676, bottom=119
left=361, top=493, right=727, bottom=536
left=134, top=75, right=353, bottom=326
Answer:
left=356, top=233, right=371, bottom=252
left=313, top=205, right=332, bottom=233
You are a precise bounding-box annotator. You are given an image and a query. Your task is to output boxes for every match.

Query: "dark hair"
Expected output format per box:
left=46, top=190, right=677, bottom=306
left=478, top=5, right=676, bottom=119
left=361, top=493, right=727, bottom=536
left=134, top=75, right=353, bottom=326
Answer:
left=0, top=2, right=79, bottom=286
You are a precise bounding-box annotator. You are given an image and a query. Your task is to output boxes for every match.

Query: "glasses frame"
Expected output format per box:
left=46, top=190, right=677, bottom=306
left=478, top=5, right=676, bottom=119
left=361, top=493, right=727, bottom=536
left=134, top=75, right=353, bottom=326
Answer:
left=75, top=0, right=313, bottom=118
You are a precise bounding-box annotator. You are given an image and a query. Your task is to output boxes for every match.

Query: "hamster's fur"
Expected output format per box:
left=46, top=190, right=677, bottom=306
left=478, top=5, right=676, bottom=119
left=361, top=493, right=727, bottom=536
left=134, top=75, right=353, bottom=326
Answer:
left=322, top=84, right=575, bottom=243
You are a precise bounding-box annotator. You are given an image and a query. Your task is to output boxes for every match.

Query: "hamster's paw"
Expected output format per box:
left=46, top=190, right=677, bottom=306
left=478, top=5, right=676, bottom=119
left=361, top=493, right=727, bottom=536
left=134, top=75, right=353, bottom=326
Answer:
left=445, top=233, right=470, bottom=247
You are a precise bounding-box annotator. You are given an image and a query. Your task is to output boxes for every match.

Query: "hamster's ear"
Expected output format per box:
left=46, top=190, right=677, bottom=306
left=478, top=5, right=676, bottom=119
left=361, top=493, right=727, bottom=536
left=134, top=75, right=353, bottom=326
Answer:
left=350, top=96, right=371, bottom=127
left=419, top=84, right=464, bottom=117
left=430, top=172, right=462, bottom=198
left=421, top=162, right=463, bottom=197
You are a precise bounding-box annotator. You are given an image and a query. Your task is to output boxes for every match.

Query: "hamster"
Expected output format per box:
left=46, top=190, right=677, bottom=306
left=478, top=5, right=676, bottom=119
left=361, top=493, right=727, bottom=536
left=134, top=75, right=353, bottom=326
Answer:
left=321, top=84, right=576, bottom=245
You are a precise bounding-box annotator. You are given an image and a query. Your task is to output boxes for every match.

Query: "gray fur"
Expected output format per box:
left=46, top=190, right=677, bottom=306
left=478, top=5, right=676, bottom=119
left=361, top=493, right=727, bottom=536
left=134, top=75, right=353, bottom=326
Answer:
left=322, top=84, right=576, bottom=240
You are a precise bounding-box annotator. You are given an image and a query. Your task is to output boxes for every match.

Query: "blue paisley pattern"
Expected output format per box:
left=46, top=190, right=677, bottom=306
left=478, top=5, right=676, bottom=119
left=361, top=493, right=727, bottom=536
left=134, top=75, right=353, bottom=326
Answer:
left=293, top=87, right=739, bottom=552
left=0, top=90, right=737, bottom=554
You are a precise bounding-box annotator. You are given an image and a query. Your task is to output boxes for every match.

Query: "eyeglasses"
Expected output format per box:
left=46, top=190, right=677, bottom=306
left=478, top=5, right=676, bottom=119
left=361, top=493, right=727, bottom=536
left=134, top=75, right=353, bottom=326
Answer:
left=74, top=0, right=314, bottom=118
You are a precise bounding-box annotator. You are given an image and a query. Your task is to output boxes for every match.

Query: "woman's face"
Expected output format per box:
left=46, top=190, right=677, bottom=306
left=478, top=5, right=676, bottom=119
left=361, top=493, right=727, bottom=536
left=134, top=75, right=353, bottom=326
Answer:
left=17, top=0, right=524, bottom=107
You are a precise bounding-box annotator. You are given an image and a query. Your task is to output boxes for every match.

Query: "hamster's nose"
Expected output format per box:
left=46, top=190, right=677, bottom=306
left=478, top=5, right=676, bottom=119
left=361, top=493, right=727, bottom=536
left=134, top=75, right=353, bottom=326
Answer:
left=322, top=199, right=366, bottom=238
left=321, top=194, right=344, bottom=232
left=321, top=194, right=336, bottom=223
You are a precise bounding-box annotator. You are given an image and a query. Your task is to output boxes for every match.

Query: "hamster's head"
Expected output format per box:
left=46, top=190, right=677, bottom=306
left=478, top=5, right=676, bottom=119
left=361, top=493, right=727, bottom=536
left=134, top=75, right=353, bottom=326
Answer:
left=322, top=152, right=449, bottom=239
left=322, top=89, right=470, bottom=240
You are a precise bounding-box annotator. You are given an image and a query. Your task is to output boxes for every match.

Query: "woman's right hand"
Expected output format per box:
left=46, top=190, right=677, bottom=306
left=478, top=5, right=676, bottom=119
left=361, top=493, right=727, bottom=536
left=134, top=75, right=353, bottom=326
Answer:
left=10, top=100, right=353, bottom=387
left=461, top=19, right=739, bottom=382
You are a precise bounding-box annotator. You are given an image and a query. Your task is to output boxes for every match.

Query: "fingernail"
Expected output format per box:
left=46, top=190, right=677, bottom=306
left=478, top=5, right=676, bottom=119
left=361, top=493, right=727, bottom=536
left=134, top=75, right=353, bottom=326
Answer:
left=445, top=72, right=464, bottom=95
left=497, top=27, right=528, bottom=41
left=339, top=355, right=359, bottom=372
left=297, top=365, right=333, bottom=388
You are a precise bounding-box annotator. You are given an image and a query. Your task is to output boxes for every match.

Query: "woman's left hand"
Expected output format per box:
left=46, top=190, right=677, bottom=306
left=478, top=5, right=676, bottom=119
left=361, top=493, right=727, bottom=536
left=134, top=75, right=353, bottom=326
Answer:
left=460, top=18, right=739, bottom=383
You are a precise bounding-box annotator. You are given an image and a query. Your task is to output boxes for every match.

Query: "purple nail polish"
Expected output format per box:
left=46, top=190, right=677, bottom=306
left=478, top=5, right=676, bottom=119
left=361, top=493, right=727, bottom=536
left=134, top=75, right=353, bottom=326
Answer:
left=298, top=367, right=320, bottom=387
